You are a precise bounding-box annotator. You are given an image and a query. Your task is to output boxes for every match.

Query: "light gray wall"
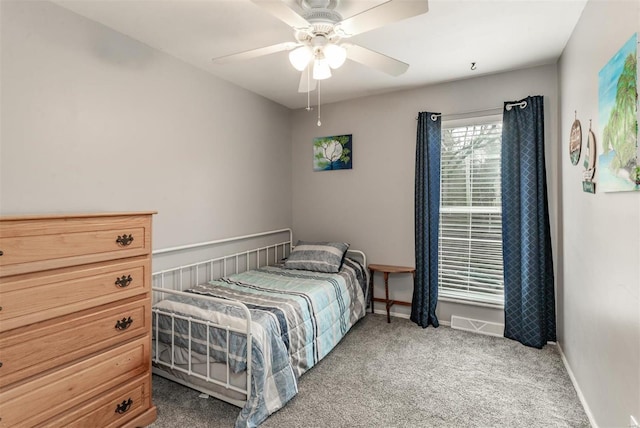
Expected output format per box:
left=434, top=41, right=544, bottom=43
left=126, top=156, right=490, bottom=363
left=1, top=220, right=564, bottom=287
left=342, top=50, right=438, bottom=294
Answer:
left=291, top=64, right=559, bottom=324
left=0, top=1, right=292, bottom=250
left=558, top=0, right=640, bottom=426
left=4, top=1, right=637, bottom=424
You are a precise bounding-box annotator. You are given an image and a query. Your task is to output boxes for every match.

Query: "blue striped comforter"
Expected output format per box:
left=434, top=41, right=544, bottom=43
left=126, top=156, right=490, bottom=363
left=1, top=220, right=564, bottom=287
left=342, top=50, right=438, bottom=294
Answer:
left=153, top=257, right=367, bottom=427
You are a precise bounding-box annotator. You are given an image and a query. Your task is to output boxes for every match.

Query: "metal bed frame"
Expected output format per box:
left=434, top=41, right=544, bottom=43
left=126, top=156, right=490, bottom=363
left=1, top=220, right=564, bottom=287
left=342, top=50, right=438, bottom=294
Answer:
left=150, top=228, right=366, bottom=409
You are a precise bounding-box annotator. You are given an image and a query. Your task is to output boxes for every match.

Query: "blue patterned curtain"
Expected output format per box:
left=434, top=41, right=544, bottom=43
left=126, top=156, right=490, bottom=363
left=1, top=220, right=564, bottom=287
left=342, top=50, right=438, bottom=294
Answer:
left=411, top=112, right=441, bottom=328
left=501, top=96, right=556, bottom=348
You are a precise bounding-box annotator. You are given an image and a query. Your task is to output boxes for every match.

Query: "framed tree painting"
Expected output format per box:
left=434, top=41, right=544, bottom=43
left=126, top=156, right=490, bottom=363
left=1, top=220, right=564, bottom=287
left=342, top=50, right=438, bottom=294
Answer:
left=597, top=32, right=638, bottom=192
left=313, top=134, right=352, bottom=171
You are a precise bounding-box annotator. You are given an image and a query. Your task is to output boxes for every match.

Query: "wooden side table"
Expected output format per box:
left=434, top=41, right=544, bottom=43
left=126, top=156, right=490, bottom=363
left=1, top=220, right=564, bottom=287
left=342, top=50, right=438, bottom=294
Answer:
left=368, top=264, right=415, bottom=323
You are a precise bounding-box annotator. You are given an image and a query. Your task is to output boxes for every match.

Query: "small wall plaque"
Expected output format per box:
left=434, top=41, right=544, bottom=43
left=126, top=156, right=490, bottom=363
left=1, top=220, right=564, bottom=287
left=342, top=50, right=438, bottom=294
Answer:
left=582, top=126, right=596, bottom=194
left=569, top=115, right=582, bottom=165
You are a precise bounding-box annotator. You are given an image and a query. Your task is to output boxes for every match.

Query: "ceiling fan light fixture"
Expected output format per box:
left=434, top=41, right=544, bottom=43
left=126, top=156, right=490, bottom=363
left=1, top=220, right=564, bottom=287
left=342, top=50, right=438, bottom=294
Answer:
left=313, top=58, right=332, bottom=80
left=289, top=46, right=313, bottom=71
left=323, top=43, right=346, bottom=69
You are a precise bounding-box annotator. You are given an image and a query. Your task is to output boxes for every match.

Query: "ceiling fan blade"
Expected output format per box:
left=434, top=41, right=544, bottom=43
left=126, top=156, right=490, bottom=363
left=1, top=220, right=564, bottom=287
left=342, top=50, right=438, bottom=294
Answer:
left=338, top=0, right=429, bottom=37
left=344, top=43, right=409, bottom=76
left=251, top=0, right=310, bottom=29
left=212, top=42, right=298, bottom=64
left=298, top=68, right=317, bottom=93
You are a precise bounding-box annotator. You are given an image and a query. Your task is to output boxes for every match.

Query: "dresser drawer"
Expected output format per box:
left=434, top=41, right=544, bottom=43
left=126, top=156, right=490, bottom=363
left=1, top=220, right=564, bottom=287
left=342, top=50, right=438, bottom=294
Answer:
left=0, top=298, right=150, bottom=387
left=0, top=257, right=150, bottom=332
left=0, top=336, right=151, bottom=427
left=0, top=213, right=152, bottom=277
left=38, top=375, right=151, bottom=428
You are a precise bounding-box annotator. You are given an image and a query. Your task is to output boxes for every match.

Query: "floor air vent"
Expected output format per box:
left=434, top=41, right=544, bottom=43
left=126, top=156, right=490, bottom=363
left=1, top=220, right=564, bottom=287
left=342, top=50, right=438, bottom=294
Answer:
left=450, top=315, right=504, bottom=337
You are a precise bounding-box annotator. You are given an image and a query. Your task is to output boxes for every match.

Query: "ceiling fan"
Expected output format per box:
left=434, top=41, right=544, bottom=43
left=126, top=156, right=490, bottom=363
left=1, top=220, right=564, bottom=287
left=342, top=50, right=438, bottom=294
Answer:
left=212, top=0, right=429, bottom=93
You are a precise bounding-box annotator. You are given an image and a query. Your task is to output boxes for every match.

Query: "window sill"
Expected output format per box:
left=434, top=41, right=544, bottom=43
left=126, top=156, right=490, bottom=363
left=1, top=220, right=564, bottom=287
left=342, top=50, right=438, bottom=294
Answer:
left=438, top=294, right=504, bottom=309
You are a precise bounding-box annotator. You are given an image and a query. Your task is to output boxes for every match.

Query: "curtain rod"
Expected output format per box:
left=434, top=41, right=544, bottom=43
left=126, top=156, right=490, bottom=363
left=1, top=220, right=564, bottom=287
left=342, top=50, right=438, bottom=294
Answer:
left=415, top=100, right=528, bottom=121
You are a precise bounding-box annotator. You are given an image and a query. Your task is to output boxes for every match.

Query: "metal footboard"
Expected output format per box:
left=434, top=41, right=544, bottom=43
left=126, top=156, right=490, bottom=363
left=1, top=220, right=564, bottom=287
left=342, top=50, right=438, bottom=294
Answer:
left=151, top=289, right=253, bottom=406
left=151, top=228, right=293, bottom=408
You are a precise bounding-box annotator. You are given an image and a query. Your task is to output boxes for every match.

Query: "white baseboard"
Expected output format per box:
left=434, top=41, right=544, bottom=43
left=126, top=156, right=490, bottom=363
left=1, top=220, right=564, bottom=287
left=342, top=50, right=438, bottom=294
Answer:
left=371, top=309, right=451, bottom=326
left=556, top=342, right=597, bottom=428
left=372, top=308, right=410, bottom=319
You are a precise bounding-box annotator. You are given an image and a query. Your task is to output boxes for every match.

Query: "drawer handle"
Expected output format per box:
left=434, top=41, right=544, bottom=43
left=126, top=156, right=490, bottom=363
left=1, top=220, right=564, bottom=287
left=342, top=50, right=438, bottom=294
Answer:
left=116, top=234, right=134, bottom=247
left=115, top=398, right=133, bottom=414
left=0, top=250, right=3, bottom=256
left=115, top=275, right=132, bottom=288
left=115, top=316, right=134, bottom=331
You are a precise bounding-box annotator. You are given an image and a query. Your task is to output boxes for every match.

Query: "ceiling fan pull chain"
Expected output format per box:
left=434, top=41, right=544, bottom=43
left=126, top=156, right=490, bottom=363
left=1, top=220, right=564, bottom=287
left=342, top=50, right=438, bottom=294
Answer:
left=317, top=79, right=322, bottom=127
left=306, top=65, right=311, bottom=111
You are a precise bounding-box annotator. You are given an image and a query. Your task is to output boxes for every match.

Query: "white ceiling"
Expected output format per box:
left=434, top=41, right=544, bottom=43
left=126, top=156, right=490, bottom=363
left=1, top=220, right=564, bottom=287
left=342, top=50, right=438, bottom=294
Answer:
left=54, top=0, right=587, bottom=109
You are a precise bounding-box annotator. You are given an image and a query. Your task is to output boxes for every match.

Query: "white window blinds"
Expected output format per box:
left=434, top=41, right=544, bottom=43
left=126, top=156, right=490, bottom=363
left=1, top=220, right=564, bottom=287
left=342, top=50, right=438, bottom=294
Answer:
left=438, top=120, right=504, bottom=306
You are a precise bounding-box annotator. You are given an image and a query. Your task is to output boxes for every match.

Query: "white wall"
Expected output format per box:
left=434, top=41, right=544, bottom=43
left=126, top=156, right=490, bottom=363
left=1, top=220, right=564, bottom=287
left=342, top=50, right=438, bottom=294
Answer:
left=0, top=1, right=292, bottom=250
left=291, top=64, right=559, bottom=324
left=558, top=0, right=640, bottom=426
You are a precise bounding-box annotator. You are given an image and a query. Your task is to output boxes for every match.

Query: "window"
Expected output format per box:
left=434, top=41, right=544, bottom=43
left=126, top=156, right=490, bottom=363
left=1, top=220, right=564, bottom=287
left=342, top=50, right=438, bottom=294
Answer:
left=438, top=117, right=504, bottom=306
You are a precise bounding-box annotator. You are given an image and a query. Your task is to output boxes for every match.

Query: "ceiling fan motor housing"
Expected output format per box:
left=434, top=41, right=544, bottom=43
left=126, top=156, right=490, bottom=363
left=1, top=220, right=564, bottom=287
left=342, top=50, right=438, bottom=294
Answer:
left=300, top=0, right=342, bottom=26
left=301, top=0, right=339, bottom=12
left=296, top=0, right=343, bottom=46
left=302, top=9, right=342, bottom=25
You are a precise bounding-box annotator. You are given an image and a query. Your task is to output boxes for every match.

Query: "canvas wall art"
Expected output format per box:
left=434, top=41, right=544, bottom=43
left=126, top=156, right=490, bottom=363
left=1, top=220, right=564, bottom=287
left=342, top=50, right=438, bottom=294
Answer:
left=313, top=134, right=352, bottom=171
left=597, top=32, right=638, bottom=192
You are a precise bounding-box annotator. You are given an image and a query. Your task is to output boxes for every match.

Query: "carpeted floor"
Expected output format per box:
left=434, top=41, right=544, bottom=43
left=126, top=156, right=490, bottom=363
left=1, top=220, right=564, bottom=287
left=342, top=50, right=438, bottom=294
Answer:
left=150, top=314, right=589, bottom=427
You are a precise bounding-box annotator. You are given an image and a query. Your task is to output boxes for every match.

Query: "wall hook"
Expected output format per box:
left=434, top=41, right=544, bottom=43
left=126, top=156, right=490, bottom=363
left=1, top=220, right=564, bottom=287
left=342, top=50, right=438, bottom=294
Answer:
left=470, top=62, right=477, bottom=71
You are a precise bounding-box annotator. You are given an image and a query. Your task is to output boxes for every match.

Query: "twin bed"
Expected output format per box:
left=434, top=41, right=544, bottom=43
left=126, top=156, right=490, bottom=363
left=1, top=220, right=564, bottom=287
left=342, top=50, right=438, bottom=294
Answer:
left=151, top=229, right=368, bottom=427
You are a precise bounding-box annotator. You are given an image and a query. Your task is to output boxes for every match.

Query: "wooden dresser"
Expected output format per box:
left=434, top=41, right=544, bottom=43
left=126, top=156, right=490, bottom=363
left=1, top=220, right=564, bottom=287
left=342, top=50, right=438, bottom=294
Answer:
left=0, top=212, right=157, bottom=427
